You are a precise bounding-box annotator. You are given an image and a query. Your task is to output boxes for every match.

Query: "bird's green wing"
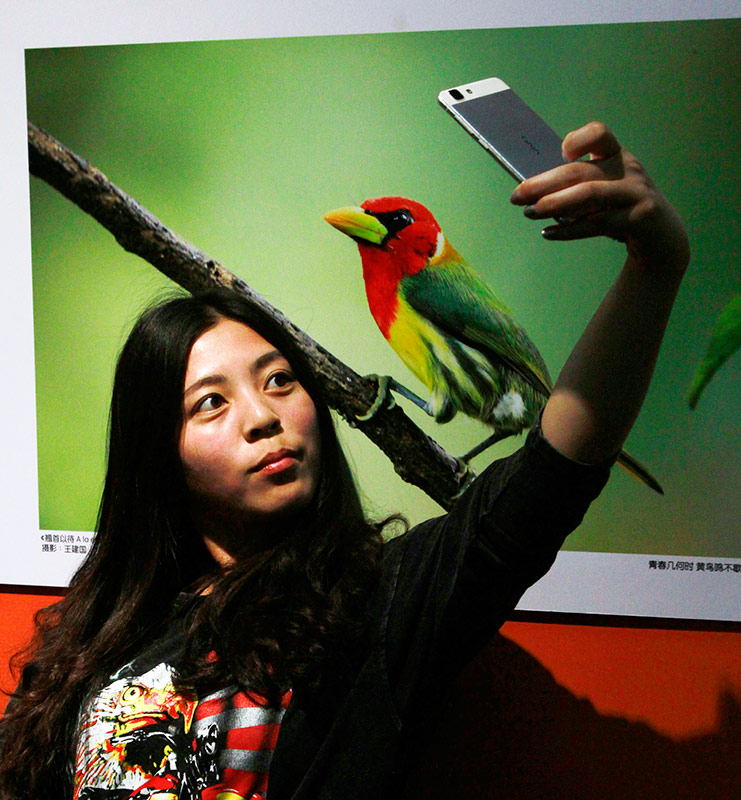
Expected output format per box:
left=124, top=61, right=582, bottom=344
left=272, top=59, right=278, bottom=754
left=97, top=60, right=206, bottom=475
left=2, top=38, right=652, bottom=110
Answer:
left=401, top=259, right=553, bottom=396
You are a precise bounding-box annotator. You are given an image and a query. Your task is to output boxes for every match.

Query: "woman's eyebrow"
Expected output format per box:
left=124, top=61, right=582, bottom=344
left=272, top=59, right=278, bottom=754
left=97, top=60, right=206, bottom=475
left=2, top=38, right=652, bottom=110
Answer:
left=251, top=349, right=283, bottom=373
left=184, top=373, right=227, bottom=398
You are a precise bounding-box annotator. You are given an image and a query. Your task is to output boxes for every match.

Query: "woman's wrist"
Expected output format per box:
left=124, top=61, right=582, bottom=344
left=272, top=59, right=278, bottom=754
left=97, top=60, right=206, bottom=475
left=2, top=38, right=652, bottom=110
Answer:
left=622, top=194, right=690, bottom=280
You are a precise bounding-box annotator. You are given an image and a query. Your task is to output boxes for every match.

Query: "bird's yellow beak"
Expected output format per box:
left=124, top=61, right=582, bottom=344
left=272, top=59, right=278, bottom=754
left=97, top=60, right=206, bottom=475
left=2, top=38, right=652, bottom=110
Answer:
left=323, top=206, right=388, bottom=246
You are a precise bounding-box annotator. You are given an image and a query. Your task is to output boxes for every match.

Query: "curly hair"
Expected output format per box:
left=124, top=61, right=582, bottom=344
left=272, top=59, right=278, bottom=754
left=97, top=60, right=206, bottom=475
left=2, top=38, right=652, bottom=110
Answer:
left=0, top=288, right=397, bottom=798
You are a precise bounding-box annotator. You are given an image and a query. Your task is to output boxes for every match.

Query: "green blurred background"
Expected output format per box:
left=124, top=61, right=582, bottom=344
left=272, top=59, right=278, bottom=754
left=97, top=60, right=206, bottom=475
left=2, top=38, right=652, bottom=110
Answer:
left=26, top=19, right=739, bottom=556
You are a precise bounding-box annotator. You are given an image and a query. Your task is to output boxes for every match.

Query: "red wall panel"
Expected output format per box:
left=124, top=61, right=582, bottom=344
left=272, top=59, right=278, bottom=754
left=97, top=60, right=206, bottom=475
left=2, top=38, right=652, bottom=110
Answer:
left=0, top=592, right=60, bottom=708
left=501, top=620, right=741, bottom=738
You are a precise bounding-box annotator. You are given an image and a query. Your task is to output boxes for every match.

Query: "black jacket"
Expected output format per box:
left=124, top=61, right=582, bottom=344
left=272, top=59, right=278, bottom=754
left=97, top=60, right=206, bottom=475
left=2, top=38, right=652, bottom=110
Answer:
left=268, top=426, right=609, bottom=798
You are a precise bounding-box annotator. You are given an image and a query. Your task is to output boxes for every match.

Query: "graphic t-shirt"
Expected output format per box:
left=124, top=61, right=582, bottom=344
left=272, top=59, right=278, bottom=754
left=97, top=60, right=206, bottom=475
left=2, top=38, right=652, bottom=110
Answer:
left=74, top=628, right=291, bottom=800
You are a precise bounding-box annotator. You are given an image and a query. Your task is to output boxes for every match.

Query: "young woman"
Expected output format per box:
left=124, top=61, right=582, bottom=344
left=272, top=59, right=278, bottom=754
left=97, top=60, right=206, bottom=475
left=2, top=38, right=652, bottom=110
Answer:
left=0, top=123, right=689, bottom=799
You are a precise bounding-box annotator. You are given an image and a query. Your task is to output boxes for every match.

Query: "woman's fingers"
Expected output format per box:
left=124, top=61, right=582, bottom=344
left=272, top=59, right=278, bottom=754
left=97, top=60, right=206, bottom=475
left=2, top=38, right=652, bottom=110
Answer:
left=510, top=122, right=626, bottom=207
left=509, top=121, right=689, bottom=271
left=511, top=159, right=612, bottom=205
left=511, top=123, right=652, bottom=232
left=511, top=158, right=630, bottom=213
left=541, top=209, right=632, bottom=242
left=561, top=121, right=622, bottom=162
left=521, top=178, right=636, bottom=222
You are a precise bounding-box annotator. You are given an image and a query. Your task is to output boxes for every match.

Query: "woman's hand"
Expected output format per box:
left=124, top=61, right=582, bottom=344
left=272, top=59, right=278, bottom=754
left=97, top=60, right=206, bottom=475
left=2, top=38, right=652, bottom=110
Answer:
left=509, top=122, right=690, bottom=277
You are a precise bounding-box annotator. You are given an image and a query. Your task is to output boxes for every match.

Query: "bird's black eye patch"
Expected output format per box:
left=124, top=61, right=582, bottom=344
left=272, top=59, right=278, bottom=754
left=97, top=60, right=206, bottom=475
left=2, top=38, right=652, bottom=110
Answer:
left=367, top=208, right=415, bottom=238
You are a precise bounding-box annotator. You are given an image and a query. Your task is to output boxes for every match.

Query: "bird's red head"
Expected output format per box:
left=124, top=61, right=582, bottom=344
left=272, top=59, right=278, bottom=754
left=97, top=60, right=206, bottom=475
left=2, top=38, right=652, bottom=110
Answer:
left=358, top=196, right=443, bottom=277
left=323, top=196, right=448, bottom=339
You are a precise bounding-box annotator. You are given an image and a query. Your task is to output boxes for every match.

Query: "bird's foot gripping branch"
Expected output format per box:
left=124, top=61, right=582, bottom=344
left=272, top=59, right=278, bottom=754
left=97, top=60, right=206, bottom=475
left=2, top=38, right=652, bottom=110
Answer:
left=353, top=375, right=397, bottom=422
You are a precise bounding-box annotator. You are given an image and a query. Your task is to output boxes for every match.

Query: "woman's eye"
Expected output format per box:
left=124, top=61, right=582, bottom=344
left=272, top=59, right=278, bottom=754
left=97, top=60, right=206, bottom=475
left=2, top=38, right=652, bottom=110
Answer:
left=266, top=370, right=294, bottom=391
left=195, top=394, right=226, bottom=412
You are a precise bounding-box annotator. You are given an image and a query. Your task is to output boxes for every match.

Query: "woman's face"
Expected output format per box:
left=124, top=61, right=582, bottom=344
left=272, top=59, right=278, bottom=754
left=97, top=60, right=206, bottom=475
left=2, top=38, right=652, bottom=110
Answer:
left=178, top=318, right=322, bottom=546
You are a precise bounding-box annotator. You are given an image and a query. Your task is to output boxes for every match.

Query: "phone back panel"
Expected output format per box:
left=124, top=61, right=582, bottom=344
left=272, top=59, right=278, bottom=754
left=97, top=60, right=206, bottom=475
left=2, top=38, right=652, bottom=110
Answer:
left=450, top=89, right=565, bottom=181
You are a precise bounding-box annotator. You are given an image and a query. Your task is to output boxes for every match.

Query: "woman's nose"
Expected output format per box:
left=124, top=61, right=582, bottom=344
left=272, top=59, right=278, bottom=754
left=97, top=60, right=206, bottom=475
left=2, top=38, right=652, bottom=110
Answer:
left=241, top=394, right=281, bottom=441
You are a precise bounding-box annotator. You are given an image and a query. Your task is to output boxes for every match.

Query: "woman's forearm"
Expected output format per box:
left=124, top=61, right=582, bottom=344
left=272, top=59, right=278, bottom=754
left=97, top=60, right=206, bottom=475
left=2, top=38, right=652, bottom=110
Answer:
left=510, top=122, right=690, bottom=463
left=541, top=254, right=686, bottom=463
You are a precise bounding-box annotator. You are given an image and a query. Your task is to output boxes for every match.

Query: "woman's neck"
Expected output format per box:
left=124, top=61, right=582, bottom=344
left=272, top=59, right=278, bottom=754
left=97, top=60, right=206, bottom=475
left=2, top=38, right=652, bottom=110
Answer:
left=191, top=500, right=293, bottom=568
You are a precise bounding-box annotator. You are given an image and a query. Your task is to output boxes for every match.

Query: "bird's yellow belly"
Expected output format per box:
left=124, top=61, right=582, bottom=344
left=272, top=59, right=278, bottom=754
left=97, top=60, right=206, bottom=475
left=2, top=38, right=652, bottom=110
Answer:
left=387, top=296, right=536, bottom=428
left=387, top=299, right=446, bottom=389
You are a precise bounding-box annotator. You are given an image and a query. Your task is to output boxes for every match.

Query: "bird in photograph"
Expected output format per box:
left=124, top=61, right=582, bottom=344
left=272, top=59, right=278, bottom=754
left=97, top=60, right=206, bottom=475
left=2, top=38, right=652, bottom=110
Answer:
left=324, top=195, right=662, bottom=493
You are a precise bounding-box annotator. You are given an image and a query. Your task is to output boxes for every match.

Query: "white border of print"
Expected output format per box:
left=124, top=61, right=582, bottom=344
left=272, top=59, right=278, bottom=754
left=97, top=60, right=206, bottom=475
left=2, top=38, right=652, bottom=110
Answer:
left=2, top=1, right=739, bottom=621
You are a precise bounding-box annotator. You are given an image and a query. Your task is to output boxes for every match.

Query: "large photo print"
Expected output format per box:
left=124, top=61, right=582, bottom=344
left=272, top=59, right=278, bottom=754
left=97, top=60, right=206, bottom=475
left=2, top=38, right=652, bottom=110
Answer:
left=21, top=19, right=740, bottom=617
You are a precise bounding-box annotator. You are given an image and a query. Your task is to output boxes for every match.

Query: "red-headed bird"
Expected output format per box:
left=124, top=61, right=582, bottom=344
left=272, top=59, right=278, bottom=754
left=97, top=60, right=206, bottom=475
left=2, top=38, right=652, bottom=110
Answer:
left=324, top=196, right=662, bottom=492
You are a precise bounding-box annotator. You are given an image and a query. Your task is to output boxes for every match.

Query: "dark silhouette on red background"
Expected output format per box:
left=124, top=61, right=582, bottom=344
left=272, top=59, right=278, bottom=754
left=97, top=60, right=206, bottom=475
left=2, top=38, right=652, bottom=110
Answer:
left=403, top=632, right=740, bottom=800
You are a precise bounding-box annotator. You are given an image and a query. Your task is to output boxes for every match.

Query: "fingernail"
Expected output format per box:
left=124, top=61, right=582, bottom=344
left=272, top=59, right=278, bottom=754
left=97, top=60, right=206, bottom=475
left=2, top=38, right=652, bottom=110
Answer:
left=523, top=205, right=538, bottom=219
left=541, top=227, right=556, bottom=240
left=510, top=187, right=525, bottom=203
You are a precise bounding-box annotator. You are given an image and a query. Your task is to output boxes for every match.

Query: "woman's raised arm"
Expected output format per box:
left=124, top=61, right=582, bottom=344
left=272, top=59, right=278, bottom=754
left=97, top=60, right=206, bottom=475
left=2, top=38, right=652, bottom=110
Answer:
left=510, top=122, right=690, bottom=464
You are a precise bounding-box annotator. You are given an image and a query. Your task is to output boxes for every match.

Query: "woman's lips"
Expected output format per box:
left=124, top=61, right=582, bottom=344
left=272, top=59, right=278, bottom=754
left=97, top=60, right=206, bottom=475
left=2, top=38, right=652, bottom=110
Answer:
left=251, top=449, right=298, bottom=474
left=260, top=455, right=298, bottom=475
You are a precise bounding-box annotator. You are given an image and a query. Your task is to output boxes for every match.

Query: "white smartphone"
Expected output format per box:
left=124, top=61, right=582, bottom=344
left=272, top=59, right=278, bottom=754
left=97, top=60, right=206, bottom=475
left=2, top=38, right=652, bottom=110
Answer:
left=438, top=77, right=566, bottom=182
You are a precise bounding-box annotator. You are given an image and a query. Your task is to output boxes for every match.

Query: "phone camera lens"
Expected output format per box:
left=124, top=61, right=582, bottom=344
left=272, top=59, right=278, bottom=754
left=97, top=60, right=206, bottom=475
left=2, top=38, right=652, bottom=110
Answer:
left=450, top=89, right=464, bottom=101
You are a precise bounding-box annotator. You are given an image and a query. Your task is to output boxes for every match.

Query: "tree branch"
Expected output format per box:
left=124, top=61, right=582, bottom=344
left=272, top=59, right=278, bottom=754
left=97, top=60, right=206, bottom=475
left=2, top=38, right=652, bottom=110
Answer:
left=27, top=121, right=469, bottom=509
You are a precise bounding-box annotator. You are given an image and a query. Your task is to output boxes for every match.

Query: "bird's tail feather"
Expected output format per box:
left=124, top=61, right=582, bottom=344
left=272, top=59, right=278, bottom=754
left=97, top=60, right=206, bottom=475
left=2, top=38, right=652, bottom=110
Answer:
left=616, top=449, right=664, bottom=495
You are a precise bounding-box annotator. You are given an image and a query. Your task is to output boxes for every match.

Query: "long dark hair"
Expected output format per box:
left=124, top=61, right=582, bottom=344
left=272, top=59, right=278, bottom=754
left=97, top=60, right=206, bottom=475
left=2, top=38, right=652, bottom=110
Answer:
left=0, top=287, right=392, bottom=797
